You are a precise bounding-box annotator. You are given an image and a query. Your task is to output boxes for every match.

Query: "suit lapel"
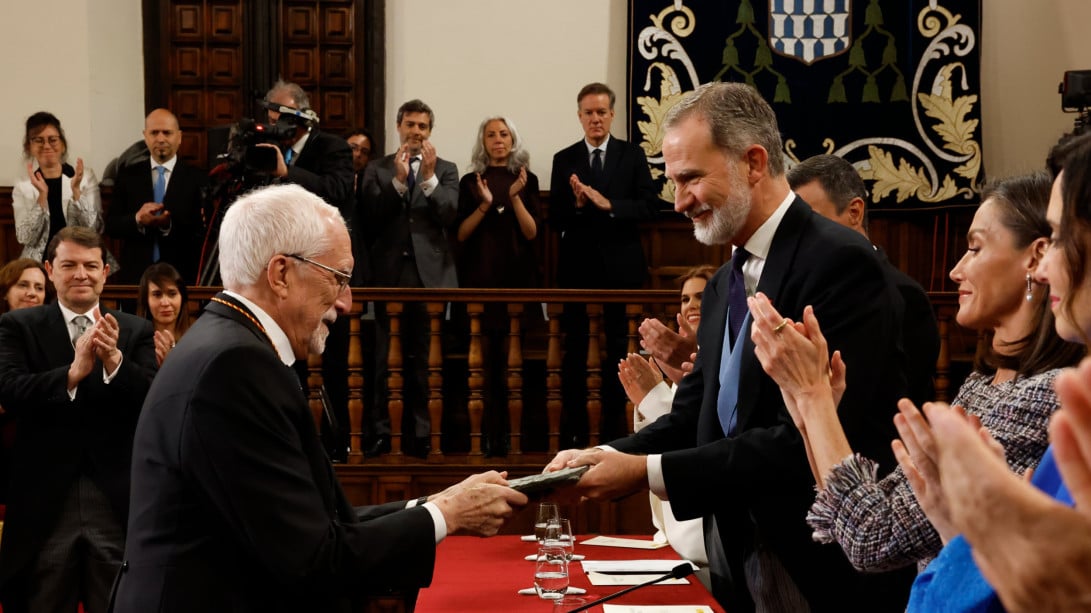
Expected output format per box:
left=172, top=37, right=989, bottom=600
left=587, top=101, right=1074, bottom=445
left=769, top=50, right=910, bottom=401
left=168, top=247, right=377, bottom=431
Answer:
left=736, top=198, right=810, bottom=425
left=40, top=303, right=75, bottom=367
left=601, top=137, right=623, bottom=192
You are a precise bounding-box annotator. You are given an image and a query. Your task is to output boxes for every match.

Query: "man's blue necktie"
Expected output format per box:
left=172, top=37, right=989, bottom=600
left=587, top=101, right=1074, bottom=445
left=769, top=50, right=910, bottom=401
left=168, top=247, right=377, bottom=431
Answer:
left=152, top=165, right=166, bottom=262
left=407, top=157, right=419, bottom=193
left=284, top=148, right=294, bottom=165
left=717, top=248, right=751, bottom=435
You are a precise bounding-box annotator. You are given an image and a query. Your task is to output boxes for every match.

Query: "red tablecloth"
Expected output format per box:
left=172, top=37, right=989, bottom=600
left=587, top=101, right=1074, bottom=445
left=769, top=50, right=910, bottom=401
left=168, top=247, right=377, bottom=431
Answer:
left=415, top=535, right=723, bottom=612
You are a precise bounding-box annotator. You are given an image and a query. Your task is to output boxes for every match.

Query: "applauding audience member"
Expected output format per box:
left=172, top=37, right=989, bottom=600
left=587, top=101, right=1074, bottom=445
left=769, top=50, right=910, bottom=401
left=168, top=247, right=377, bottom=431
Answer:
left=620, top=265, right=714, bottom=569
left=903, top=132, right=1091, bottom=613
left=0, top=259, right=50, bottom=314
left=455, top=115, right=540, bottom=456
left=137, top=262, right=192, bottom=366
left=12, top=112, right=102, bottom=263
left=748, top=172, right=1082, bottom=573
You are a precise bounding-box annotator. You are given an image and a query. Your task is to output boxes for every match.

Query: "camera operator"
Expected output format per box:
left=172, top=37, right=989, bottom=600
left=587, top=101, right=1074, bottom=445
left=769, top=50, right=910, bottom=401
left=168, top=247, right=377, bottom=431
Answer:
left=261, top=79, right=356, bottom=461
left=259, top=80, right=355, bottom=216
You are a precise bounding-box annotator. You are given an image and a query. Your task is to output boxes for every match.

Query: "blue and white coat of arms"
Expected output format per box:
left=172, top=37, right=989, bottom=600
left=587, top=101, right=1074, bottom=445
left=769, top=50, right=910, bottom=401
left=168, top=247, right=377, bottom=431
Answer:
left=769, top=0, right=852, bottom=65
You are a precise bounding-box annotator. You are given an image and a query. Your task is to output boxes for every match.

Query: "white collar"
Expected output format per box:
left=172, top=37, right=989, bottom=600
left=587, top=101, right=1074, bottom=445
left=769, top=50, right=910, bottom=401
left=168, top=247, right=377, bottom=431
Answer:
left=222, top=290, right=296, bottom=367
left=740, top=191, right=795, bottom=261
left=584, top=134, right=611, bottom=154
left=290, top=132, right=310, bottom=157
left=151, top=156, right=178, bottom=172
left=58, top=301, right=99, bottom=324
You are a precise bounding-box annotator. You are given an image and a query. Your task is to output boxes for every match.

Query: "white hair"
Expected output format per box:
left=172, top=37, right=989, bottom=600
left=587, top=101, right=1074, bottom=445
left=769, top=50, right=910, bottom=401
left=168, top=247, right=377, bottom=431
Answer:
left=218, top=184, right=342, bottom=289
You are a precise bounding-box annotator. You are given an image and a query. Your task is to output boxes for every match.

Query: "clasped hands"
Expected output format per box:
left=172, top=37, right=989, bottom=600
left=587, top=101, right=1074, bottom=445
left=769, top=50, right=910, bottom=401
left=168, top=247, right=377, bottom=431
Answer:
left=568, top=174, right=610, bottom=211
left=136, top=202, right=171, bottom=228
left=68, top=309, right=123, bottom=389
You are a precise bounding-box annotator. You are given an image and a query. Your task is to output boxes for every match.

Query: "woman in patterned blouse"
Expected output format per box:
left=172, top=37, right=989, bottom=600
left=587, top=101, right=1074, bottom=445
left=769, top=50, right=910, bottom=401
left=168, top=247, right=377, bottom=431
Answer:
left=747, top=172, right=1084, bottom=573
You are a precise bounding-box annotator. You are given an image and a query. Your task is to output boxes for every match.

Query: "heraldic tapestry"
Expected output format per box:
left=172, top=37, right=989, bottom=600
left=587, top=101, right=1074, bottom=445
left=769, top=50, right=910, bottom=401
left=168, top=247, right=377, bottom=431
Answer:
left=628, top=0, right=984, bottom=212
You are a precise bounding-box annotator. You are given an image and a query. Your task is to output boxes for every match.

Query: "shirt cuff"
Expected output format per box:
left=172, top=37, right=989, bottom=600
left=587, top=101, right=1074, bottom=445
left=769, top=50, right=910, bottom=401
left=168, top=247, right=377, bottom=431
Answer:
left=67, top=386, right=78, bottom=401
left=103, top=354, right=124, bottom=383
left=422, top=501, right=448, bottom=543
left=393, top=176, right=408, bottom=196
left=647, top=454, right=667, bottom=499
left=419, top=174, right=440, bottom=197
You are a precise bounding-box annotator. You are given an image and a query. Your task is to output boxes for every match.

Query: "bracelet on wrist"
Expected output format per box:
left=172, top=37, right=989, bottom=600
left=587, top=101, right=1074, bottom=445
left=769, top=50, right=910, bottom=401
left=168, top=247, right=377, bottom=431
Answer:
left=416, top=495, right=430, bottom=507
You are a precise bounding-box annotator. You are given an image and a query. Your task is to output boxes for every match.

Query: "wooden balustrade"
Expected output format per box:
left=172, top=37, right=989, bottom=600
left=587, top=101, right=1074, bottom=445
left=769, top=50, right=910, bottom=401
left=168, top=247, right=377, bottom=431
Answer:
left=97, top=286, right=970, bottom=467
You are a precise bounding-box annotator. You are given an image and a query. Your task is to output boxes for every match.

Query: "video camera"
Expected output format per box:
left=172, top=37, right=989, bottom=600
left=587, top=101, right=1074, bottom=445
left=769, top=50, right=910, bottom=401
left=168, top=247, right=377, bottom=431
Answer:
left=217, top=101, right=320, bottom=173
left=224, top=118, right=299, bottom=173
left=1060, top=69, right=1091, bottom=135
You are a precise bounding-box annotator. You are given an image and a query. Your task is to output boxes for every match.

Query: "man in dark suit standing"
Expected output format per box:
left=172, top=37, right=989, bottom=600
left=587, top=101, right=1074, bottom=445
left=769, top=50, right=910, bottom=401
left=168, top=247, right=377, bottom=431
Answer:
left=105, top=108, right=207, bottom=284
left=788, top=153, right=940, bottom=408
left=114, top=184, right=525, bottom=612
left=359, top=100, right=459, bottom=457
left=263, top=80, right=357, bottom=461
left=550, top=82, right=659, bottom=445
left=0, top=227, right=156, bottom=613
left=547, top=83, right=912, bottom=611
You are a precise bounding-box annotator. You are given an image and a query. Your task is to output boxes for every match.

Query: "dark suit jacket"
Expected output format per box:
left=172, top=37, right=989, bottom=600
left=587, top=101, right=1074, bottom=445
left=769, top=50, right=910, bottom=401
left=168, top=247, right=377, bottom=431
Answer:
left=359, top=154, right=459, bottom=288
left=610, top=199, right=912, bottom=612
left=285, top=129, right=355, bottom=218
left=105, top=160, right=208, bottom=284
left=114, top=295, right=436, bottom=613
left=0, top=304, right=156, bottom=590
left=549, top=136, right=658, bottom=288
left=879, top=248, right=940, bottom=407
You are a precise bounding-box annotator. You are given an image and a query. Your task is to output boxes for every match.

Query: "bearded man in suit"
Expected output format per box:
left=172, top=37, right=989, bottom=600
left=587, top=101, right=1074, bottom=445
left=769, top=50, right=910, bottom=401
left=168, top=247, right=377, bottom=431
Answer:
left=547, top=82, right=913, bottom=612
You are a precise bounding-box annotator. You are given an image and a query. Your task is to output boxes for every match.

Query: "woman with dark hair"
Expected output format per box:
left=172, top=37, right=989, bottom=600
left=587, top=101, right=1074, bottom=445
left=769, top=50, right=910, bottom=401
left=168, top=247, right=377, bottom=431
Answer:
left=11, top=112, right=102, bottom=262
left=455, top=115, right=541, bottom=456
left=897, top=135, right=1091, bottom=612
left=137, top=262, right=191, bottom=366
left=747, top=172, right=1084, bottom=575
left=618, top=264, right=716, bottom=569
left=0, top=258, right=49, bottom=314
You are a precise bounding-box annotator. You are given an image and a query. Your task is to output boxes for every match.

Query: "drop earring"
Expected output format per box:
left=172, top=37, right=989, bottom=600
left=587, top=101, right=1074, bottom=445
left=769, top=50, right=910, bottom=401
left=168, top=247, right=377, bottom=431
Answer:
left=1026, top=273, right=1034, bottom=302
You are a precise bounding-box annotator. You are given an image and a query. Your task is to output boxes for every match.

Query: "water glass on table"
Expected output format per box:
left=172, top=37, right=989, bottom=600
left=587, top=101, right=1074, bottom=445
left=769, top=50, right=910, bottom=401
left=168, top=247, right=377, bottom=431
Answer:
left=534, top=545, right=569, bottom=600
left=534, top=502, right=559, bottom=544
left=545, top=518, right=575, bottom=560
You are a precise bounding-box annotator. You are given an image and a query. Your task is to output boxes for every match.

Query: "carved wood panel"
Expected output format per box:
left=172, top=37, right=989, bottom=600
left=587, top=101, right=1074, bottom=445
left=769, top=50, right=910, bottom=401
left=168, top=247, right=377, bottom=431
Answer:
left=144, top=0, right=379, bottom=169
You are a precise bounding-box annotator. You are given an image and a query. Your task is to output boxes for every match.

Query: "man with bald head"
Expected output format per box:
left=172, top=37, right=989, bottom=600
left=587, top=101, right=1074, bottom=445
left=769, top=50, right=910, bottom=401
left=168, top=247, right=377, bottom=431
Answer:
left=106, top=108, right=207, bottom=283
left=114, top=184, right=526, bottom=612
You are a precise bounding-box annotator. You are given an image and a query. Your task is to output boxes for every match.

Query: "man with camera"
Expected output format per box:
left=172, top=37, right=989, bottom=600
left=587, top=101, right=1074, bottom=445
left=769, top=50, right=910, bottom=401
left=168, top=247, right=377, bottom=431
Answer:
left=261, top=79, right=357, bottom=461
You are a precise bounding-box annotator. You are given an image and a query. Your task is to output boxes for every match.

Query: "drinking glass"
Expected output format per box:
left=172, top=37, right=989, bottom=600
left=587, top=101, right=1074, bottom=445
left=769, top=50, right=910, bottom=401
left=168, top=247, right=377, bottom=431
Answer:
left=534, top=545, right=569, bottom=600
left=545, top=518, right=575, bottom=560
left=534, top=503, right=559, bottom=544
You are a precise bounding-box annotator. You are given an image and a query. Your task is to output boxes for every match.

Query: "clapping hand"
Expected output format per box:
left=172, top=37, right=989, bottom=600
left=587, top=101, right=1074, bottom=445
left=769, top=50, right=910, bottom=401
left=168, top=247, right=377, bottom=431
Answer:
left=27, top=163, right=48, bottom=207
left=418, top=141, right=438, bottom=182
left=509, top=167, right=527, bottom=198
left=70, top=158, right=84, bottom=201
left=475, top=173, right=493, bottom=209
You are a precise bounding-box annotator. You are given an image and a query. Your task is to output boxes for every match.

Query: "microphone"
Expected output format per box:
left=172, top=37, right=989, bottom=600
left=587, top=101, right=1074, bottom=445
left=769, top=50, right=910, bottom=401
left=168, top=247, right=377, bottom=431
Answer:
left=566, top=562, right=695, bottom=613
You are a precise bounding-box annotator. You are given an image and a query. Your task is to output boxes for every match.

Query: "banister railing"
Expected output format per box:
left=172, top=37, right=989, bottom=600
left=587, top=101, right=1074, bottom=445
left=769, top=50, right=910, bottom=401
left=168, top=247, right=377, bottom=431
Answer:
left=98, top=287, right=967, bottom=465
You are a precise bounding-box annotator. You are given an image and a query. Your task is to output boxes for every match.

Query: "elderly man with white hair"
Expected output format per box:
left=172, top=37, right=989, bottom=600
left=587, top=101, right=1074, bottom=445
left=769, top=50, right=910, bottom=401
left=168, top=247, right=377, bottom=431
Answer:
left=113, top=184, right=527, bottom=613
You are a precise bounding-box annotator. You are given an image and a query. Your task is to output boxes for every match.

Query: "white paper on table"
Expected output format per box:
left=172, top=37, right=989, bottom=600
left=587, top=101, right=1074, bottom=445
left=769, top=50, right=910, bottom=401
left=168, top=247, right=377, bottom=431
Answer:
left=581, top=536, right=670, bottom=549
left=581, top=560, right=698, bottom=574
left=586, top=571, right=689, bottom=586
left=602, top=605, right=715, bottom=613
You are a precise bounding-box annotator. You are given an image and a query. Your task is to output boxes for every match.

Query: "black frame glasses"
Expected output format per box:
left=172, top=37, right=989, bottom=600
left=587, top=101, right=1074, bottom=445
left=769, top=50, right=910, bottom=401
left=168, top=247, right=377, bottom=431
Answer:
left=284, top=254, right=351, bottom=294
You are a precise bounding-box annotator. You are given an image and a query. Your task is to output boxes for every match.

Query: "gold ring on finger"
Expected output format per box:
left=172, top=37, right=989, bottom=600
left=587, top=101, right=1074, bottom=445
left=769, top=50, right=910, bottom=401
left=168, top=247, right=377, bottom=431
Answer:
left=773, top=319, right=789, bottom=334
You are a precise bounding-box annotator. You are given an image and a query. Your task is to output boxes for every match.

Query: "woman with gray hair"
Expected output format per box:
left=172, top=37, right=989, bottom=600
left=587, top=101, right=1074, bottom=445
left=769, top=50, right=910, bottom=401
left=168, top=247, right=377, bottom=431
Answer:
left=455, top=115, right=541, bottom=455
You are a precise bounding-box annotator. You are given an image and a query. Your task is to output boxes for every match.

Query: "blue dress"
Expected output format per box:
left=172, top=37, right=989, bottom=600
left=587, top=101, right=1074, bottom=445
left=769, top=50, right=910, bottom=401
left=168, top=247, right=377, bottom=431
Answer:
left=907, top=447, right=1071, bottom=612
